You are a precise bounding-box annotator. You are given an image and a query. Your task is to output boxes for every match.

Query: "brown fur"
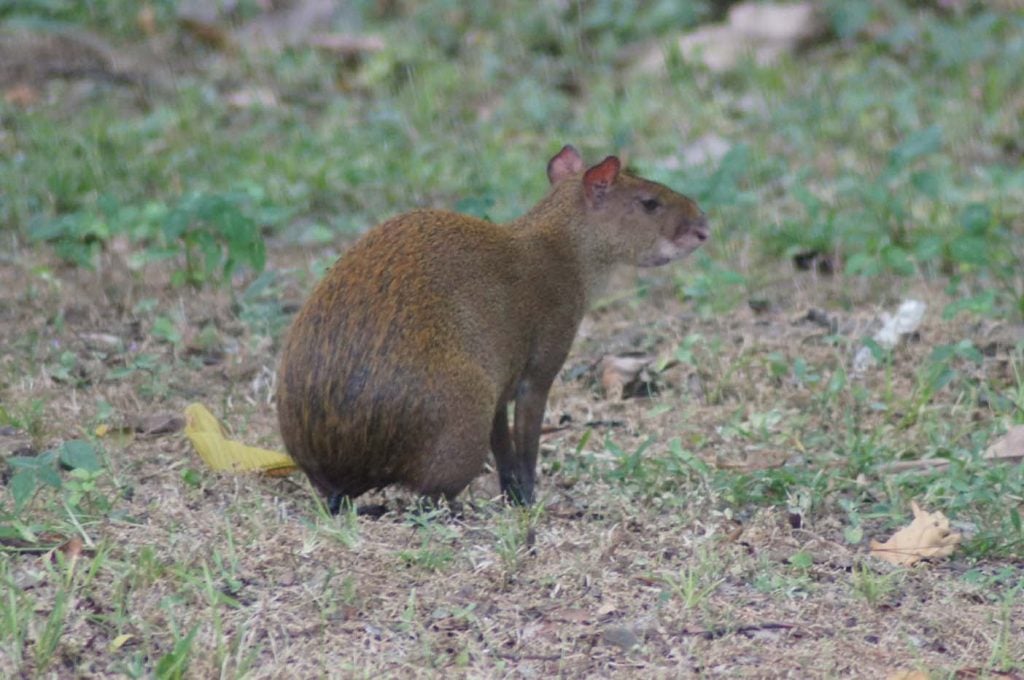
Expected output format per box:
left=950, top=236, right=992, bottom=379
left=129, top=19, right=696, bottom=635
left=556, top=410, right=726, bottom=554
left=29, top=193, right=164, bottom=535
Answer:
left=276, top=146, right=708, bottom=510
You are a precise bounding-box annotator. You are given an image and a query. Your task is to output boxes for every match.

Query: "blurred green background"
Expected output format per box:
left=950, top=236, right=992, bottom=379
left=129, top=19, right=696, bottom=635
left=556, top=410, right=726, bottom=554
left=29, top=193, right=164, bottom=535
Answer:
left=1, top=0, right=1022, bottom=314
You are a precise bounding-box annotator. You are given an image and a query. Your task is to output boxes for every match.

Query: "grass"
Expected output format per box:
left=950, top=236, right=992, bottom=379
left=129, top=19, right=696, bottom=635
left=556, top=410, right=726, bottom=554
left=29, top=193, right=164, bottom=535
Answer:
left=1, top=0, right=1023, bottom=676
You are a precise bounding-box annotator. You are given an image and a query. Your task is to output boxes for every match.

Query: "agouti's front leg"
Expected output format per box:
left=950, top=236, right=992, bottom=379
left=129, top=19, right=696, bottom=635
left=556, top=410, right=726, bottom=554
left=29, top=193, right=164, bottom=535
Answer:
left=504, top=375, right=557, bottom=505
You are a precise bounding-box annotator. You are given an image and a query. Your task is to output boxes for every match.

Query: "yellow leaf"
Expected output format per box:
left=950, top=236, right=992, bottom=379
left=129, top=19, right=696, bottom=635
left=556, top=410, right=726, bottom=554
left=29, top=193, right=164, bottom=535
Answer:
left=184, top=403, right=297, bottom=474
left=869, top=501, right=961, bottom=567
left=109, top=634, right=134, bottom=651
left=94, top=424, right=109, bottom=437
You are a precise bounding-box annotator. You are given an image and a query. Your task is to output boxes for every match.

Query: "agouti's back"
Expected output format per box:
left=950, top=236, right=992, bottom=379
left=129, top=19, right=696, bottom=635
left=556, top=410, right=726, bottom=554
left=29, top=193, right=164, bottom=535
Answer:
left=277, top=146, right=708, bottom=511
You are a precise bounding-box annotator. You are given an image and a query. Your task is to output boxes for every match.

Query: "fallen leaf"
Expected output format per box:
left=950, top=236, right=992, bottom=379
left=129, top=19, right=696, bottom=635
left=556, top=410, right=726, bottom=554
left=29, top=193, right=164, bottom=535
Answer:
left=50, top=536, right=84, bottom=568
left=600, top=354, right=655, bottom=400
left=869, top=501, right=961, bottom=566
left=853, top=299, right=927, bottom=373
left=984, top=425, right=1024, bottom=463
left=59, top=536, right=84, bottom=559
left=184, top=403, right=297, bottom=474
left=94, top=424, right=110, bottom=437
left=109, top=634, right=134, bottom=651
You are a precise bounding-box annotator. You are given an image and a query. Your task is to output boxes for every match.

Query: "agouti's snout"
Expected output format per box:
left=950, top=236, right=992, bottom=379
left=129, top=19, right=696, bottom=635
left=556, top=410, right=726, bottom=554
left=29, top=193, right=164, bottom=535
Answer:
left=691, top=213, right=710, bottom=242
left=276, top=144, right=707, bottom=514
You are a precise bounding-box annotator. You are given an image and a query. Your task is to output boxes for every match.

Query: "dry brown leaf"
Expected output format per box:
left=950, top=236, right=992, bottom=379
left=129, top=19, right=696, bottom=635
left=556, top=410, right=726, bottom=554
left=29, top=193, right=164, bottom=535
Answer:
left=51, top=536, right=84, bottom=568
left=60, top=536, right=83, bottom=558
left=600, top=354, right=654, bottom=400
left=869, top=501, right=961, bottom=566
left=984, top=425, right=1024, bottom=463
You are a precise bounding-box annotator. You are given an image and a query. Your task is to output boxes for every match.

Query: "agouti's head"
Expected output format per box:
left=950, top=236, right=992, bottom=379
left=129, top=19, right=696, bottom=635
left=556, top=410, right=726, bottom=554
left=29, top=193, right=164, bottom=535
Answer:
left=547, top=145, right=709, bottom=267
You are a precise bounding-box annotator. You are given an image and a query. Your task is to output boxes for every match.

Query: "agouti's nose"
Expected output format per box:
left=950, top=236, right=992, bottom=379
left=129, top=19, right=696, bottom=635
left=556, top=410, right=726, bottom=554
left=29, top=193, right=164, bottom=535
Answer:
left=693, top=214, right=709, bottom=242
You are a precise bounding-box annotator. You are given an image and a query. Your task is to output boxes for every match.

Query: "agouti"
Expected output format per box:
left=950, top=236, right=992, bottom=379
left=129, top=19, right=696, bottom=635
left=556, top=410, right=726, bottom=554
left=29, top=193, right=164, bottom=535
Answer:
left=276, top=145, right=708, bottom=513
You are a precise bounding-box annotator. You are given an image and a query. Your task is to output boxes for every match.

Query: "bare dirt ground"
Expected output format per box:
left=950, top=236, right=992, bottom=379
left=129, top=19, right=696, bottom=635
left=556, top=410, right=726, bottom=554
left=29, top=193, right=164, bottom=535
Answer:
left=2, top=245, right=1022, bottom=678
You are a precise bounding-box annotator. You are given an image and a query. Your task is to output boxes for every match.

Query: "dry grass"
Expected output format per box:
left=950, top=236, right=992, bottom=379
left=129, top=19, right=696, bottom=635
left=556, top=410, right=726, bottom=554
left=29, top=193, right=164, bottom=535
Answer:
left=2, top=251, right=1021, bottom=678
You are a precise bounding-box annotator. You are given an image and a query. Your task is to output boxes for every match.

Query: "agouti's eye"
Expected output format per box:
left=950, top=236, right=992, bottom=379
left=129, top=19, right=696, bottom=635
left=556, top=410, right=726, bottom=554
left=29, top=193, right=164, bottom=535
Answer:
left=639, top=198, right=660, bottom=213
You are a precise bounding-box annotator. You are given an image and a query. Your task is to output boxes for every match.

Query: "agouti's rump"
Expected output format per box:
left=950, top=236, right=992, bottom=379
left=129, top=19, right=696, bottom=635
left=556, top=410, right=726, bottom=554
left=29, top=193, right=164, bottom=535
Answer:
left=276, top=145, right=708, bottom=512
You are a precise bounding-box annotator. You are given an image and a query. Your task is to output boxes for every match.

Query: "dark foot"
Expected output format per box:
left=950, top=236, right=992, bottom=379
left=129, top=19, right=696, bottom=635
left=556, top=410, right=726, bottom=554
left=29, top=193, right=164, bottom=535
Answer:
left=327, top=494, right=388, bottom=518
left=501, top=483, right=535, bottom=506
left=356, top=503, right=388, bottom=519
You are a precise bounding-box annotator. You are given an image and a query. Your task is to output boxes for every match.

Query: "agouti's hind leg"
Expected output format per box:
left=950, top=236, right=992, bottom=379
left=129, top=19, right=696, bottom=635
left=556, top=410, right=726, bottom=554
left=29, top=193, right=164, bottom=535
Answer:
left=415, top=387, right=494, bottom=503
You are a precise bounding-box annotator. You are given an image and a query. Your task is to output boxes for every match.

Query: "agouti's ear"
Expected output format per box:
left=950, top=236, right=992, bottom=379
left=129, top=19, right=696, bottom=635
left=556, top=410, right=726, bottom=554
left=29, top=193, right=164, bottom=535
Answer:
left=583, top=156, right=621, bottom=208
left=547, top=145, right=585, bottom=185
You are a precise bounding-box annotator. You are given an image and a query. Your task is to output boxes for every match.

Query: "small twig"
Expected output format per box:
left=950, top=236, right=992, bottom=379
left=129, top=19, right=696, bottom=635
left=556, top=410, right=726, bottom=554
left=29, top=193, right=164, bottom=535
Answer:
left=678, top=622, right=797, bottom=640
left=878, top=458, right=951, bottom=473
left=495, top=653, right=563, bottom=662
left=0, top=539, right=58, bottom=554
